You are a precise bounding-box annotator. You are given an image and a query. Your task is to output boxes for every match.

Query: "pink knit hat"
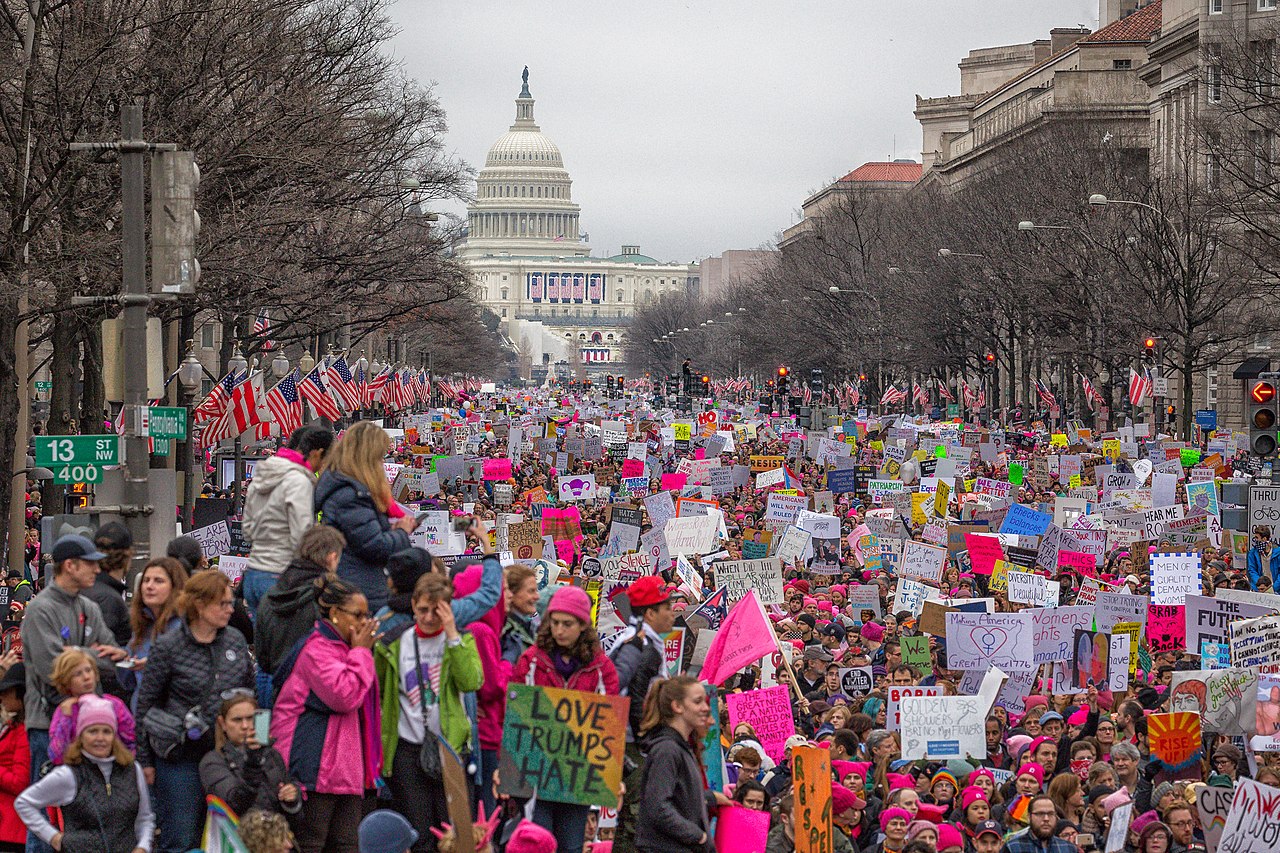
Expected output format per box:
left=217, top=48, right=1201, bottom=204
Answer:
left=1005, top=734, right=1033, bottom=757
left=886, top=772, right=917, bottom=791
left=75, top=695, right=118, bottom=738
left=547, top=586, right=592, bottom=623
left=1017, top=762, right=1045, bottom=788
left=831, top=782, right=866, bottom=814
left=961, top=786, right=989, bottom=812
left=879, top=807, right=913, bottom=831
left=936, top=823, right=966, bottom=852
left=860, top=622, right=886, bottom=643
left=967, top=767, right=996, bottom=787
left=1068, top=707, right=1089, bottom=726
left=506, top=821, right=557, bottom=853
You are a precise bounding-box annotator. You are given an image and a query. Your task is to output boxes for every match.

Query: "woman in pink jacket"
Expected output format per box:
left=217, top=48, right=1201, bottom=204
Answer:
left=510, top=585, right=619, bottom=853
left=270, top=578, right=380, bottom=853
left=451, top=563, right=510, bottom=814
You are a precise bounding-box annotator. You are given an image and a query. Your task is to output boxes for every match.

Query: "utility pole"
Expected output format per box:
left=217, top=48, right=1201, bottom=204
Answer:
left=69, top=105, right=182, bottom=577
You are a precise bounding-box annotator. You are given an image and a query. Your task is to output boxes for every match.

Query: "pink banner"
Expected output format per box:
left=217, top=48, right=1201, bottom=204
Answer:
left=621, top=458, right=645, bottom=478
left=1147, top=603, right=1185, bottom=653
left=661, top=473, right=687, bottom=491
left=483, top=458, right=513, bottom=480
left=965, top=532, right=1005, bottom=576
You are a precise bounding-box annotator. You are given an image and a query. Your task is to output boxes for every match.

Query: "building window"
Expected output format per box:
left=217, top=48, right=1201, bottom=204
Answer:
left=201, top=378, right=213, bottom=397
left=200, top=325, right=216, bottom=349
left=1209, top=0, right=1223, bottom=13
left=500, top=308, right=507, bottom=318
left=617, top=290, right=625, bottom=302
left=1207, top=65, right=1222, bottom=102
left=501, top=288, right=508, bottom=300
left=1253, top=331, right=1272, bottom=351
left=1208, top=151, right=1222, bottom=189
left=1113, top=59, right=1132, bottom=70
left=1262, top=0, right=1277, bottom=10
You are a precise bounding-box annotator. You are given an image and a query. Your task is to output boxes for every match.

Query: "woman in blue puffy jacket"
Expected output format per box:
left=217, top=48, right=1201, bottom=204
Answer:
left=314, top=422, right=416, bottom=612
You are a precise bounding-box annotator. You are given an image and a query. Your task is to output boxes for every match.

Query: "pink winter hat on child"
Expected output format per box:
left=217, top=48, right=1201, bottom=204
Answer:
left=75, top=695, right=118, bottom=738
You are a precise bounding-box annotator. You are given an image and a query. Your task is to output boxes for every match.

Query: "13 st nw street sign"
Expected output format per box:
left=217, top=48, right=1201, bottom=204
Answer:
left=34, top=435, right=120, bottom=468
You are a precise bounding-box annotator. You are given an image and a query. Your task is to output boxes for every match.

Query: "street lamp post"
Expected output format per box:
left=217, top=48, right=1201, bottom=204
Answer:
left=227, top=344, right=248, bottom=515
left=177, top=340, right=205, bottom=529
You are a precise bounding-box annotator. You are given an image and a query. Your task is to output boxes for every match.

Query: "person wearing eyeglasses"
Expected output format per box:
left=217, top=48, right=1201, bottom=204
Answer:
left=1000, top=794, right=1077, bottom=853
left=134, top=570, right=255, bottom=853
left=1162, top=803, right=1202, bottom=853
left=1209, top=744, right=1241, bottom=782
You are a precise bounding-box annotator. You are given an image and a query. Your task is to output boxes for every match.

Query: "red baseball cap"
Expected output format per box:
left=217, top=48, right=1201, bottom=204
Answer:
left=628, top=575, right=674, bottom=608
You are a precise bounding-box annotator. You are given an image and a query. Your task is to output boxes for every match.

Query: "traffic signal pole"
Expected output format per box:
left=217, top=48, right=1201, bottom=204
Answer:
left=69, top=105, right=179, bottom=576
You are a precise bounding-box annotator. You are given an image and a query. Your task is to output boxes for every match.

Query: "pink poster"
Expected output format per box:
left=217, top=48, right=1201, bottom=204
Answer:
left=715, top=805, right=770, bottom=853
left=621, top=458, right=644, bottom=478
left=726, top=685, right=795, bottom=765
left=483, top=458, right=512, bottom=481
left=661, top=473, right=687, bottom=491
left=1147, top=603, right=1185, bottom=653
left=965, top=532, right=1005, bottom=576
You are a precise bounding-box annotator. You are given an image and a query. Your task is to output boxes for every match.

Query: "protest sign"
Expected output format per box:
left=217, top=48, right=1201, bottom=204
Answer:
left=703, top=686, right=726, bottom=794
left=1095, top=591, right=1146, bottom=633
left=507, top=520, right=545, bottom=562
left=498, top=683, right=628, bottom=807
left=1197, top=784, right=1233, bottom=853
left=901, top=635, right=931, bottom=669
left=965, top=533, right=1004, bottom=576
left=1219, top=778, right=1280, bottom=853
left=1147, top=603, right=1186, bottom=653
left=898, top=692, right=987, bottom=760
left=1150, top=552, right=1203, bottom=606
left=944, top=612, right=1034, bottom=671
left=1071, top=630, right=1114, bottom=691
left=190, top=521, right=232, bottom=558
left=792, top=745, right=833, bottom=853
left=773, top=526, right=812, bottom=567
left=838, top=667, right=873, bottom=696
left=557, top=474, right=598, bottom=502
left=715, top=805, right=769, bottom=853
left=1106, top=803, right=1133, bottom=853
left=1031, top=606, right=1095, bottom=665
left=893, top=578, right=929, bottom=617
left=1008, top=570, right=1056, bottom=606
left=713, top=557, right=786, bottom=606
left=663, top=515, right=718, bottom=556
left=644, top=491, right=677, bottom=530
left=1000, top=503, right=1053, bottom=536
left=1169, top=669, right=1259, bottom=737
left=886, top=685, right=940, bottom=732
left=216, top=555, right=248, bottom=583
left=1186, top=593, right=1279, bottom=652
left=1148, top=711, right=1202, bottom=769
left=1231, top=613, right=1280, bottom=671
left=727, top=686, right=795, bottom=765
left=899, top=539, right=946, bottom=583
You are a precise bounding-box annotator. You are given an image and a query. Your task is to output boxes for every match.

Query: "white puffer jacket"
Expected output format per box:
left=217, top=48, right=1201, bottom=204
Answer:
left=242, top=454, right=316, bottom=574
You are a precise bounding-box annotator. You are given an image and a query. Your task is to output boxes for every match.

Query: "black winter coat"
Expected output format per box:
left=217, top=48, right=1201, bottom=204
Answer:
left=199, top=742, right=299, bottom=819
left=634, top=725, right=716, bottom=853
left=134, top=622, right=255, bottom=766
left=314, top=471, right=410, bottom=612
left=254, top=557, right=326, bottom=676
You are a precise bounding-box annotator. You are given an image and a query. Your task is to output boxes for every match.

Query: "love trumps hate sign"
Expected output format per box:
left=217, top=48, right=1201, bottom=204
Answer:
left=498, top=684, right=629, bottom=807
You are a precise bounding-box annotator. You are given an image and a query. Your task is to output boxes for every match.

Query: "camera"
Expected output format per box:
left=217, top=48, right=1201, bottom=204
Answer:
left=184, top=707, right=210, bottom=740
left=452, top=515, right=472, bottom=533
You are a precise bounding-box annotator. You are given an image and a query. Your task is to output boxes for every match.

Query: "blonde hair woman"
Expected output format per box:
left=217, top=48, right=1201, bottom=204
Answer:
left=315, top=421, right=417, bottom=611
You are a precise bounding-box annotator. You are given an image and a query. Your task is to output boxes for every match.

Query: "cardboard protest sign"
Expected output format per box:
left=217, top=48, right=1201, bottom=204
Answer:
left=1169, top=669, right=1259, bottom=737
left=190, top=521, right=232, bottom=558
left=901, top=635, right=931, bottom=670
left=898, top=692, right=987, bottom=760
left=1197, top=784, right=1233, bottom=853
left=1148, top=711, right=1202, bottom=770
left=1008, top=570, right=1058, bottom=606
left=498, top=684, right=629, bottom=807
left=663, top=515, right=719, bottom=556
left=1219, top=778, right=1280, bottom=853
left=726, top=685, right=795, bottom=765
left=792, top=745, right=833, bottom=853
left=1147, top=603, right=1186, bottom=653
left=944, top=612, right=1034, bottom=671
left=715, top=805, right=770, bottom=853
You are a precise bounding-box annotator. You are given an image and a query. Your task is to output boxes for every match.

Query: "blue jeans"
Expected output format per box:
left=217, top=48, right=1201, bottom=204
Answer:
left=241, top=568, right=279, bottom=613
left=532, top=800, right=590, bottom=853
left=25, top=730, right=52, bottom=853
left=153, top=757, right=205, bottom=853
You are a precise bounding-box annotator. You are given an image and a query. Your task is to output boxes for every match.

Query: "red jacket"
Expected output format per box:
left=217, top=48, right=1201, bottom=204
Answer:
left=0, top=722, right=29, bottom=844
left=511, top=644, right=620, bottom=696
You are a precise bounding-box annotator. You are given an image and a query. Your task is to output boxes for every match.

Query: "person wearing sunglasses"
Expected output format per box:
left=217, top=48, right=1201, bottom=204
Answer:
left=134, top=570, right=255, bottom=853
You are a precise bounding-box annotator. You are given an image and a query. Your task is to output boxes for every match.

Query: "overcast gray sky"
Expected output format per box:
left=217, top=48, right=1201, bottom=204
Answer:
left=388, top=1, right=1097, bottom=263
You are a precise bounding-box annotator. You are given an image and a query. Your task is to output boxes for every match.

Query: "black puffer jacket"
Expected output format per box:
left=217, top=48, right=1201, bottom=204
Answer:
left=199, top=742, right=300, bottom=819
left=134, top=621, right=255, bottom=766
left=254, top=557, right=327, bottom=676
left=634, top=725, right=716, bottom=853
left=314, top=471, right=410, bottom=611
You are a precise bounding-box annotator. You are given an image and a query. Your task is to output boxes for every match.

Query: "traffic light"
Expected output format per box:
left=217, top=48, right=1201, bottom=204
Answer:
left=605, top=375, right=614, bottom=394
left=809, top=367, right=824, bottom=393
left=700, top=375, right=710, bottom=397
left=1249, top=373, right=1279, bottom=456
left=777, top=366, right=789, bottom=396
left=151, top=150, right=200, bottom=295
left=615, top=376, right=624, bottom=395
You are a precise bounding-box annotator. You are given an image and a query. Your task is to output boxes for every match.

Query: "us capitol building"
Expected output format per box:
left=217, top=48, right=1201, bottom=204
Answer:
left=460, top=69, right=698, bottom=380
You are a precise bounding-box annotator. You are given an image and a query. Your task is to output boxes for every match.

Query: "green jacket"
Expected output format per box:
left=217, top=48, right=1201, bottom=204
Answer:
left=374, top=630, right=484, bottom=772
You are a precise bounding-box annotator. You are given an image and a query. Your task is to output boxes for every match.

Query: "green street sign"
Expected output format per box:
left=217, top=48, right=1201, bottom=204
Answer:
left=947, top=403, right=961, bottom=417
left=52, top=464, right=103, bottom=485
left=148, top=407, right=187, bottom=440
left=34, top=435, right=120, bottom=468
left=151, top=438, right=171, bottom=458
left=34, top=381, right=52, bottom=391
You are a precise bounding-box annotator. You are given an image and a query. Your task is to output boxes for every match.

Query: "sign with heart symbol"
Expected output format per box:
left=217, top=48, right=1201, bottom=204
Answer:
left=945, top=612, right=1035, bottom=671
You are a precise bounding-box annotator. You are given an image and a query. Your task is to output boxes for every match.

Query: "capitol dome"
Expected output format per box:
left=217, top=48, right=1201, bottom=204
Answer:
left=463, top=68, right=587, bottom=258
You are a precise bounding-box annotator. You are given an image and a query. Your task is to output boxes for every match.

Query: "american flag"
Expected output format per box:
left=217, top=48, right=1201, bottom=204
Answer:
left=802, top=384, right=812, bottom=404
left=936, top=381, right=955, bottom=403
left=197, top=372, right=265, bottom=446
left=253, top=310, right=275, bottom=351
left=1080, top=374, right=1105, bottom=409
left=299, top=364, right=342, bottom=421
left=368, top=368, right=391, bottom=405
left=1129, top=368, right=1153, bottom=407
left=326, top=355, right=364, bottom=412
left=194, top=371, right=240, bottom=425
left=265, top=370, right=303, bottom=437
left=1034, top=378, right=1057, bottom=408
left=963, top=382, right=979, bottom=408
left=880, top=384, right=907, bottom=407
left=912, top=381, right=929, bottom=407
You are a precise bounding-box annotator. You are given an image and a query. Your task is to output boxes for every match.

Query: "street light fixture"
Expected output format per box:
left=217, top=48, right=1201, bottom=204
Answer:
left=178, top=339, right=203, bottom=393
left=299, top=352, right=315, bottom=375
left=227, top=343, right=248, bottom=375
left=1018, top=220, right=1073, bottom=232
left=938, top=248, right=985, bottom=259
left=271, top=351, right=291, bottom=379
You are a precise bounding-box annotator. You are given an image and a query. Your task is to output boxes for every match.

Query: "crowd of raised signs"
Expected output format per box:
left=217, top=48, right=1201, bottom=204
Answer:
left=2, top=386, right=1280, bottom=853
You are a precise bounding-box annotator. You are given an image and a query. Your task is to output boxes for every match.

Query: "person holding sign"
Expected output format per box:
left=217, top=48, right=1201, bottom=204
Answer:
left=633, top=676, right=729, bottom=853
left=510, top=585, right=619, bottom=853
